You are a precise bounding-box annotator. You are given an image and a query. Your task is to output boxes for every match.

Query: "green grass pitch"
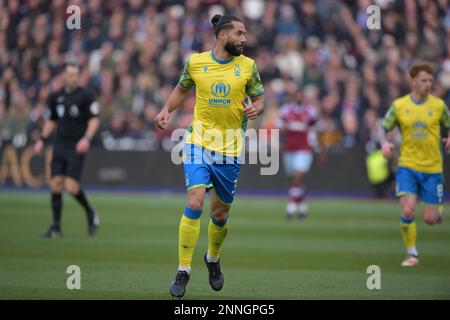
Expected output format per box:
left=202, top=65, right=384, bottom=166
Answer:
left=1, top=191, right=449, bottom=299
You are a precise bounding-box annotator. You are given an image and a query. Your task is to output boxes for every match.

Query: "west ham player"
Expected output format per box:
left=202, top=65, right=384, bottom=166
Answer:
left=34, top=63, right=100, bottom=238
left=278, top=88, right=319, bottom=219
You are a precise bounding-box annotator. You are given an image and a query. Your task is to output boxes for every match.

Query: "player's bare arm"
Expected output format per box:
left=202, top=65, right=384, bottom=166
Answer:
left=444, top=129, right=450, bottom=152
left=154, top=85, right=191, bottom=130
left=34, top=120, right=56, bottom=155
left=377, top=123, right=394, bottom=159
left=76, top=117, right=100, bottom=154
left=242, top=95, right=264, bottom=120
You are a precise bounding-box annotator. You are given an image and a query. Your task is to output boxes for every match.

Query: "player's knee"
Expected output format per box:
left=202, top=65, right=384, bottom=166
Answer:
left=422, top=205, right=439, bottom=225
left=423, top=211, right=437, bottom=225
left=402, top=209, right=415, bottom=219
left=401, top=204, right=415, bottom=218
left=187, top=193, right=204, bottom=211
left=291, top=172, right=304, bottom=184
left=50, top=178, right=64, bottom=193
left=188, top=196, right=203, bottom=210
left=211, top=212, right=228, bottom=225
left=64, top=180, right=80, bottom=195
left=211, top=206, right=229, bottom=223
left=51, top=184, right=63, bottom=193
left=424, top=217, right=435, bottom=225
left=187, top=200, right=203, bottom=211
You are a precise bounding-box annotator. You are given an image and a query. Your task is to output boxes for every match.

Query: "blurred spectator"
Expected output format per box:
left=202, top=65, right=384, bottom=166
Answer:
left=0, top=0, right=449, bottom=152
left=363, top=108, right=395, bottom=199
left=1, top=93, right=30, bottom=148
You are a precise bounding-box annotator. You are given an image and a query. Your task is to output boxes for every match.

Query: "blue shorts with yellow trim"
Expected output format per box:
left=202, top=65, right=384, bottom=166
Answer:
left=183, top=143, right=240, bottom=205
left=396, top=166, right=444, bottom=205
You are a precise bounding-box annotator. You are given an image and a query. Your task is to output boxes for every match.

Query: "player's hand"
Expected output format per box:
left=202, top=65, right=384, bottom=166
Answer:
left=242, top=100, right=257, bottom=120
left=381, top=141, right=394, bottom=159
left=76, top=137, right=90, bottom=154
left=444, top=137, right=450, bottom=152
left=34, top=139, right=44, bottom=155
left=154, top=109, right=170, bottom=130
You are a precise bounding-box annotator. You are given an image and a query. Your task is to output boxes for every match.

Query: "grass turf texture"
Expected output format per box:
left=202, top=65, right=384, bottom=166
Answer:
left=0, top=191, right=449, bottom=300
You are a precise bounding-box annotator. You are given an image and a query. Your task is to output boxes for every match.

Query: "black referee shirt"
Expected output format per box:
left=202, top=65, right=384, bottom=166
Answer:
left=47, top=86, right=99, bottom=146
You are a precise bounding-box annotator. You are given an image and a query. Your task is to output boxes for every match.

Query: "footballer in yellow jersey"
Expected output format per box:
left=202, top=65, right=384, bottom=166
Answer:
left=379, top=62, right=450, bottom=267
left=179, top=50, right=264, bottom=157
left=154, top=14, right=264, bottom=298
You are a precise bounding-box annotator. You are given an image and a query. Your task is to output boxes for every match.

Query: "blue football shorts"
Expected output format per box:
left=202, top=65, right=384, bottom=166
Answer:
left=183, top=143, right=240, bottom=205
left=396, top=166, right=444, bottom=205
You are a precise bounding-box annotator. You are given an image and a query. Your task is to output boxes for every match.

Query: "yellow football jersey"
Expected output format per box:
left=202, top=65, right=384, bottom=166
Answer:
left=178, top=51, right=264, bottom=157
left=381, top=94, right=450, bottom=173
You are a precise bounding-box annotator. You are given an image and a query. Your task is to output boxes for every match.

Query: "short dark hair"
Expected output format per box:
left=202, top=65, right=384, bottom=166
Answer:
left=211, top=14, right=242, bottom=38
left=409, top=61, right=435, bottom=78
left=64, top=62, right=80, bottom=71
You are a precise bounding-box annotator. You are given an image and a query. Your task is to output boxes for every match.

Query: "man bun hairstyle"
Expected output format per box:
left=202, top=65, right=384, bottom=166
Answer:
left=211, top=14, right=242, bottom=38
left=211, top=14, right=222, bottom=27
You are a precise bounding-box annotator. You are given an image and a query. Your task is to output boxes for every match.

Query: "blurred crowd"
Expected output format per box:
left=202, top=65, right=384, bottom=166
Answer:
left=1, top=0, right=450, bottom=152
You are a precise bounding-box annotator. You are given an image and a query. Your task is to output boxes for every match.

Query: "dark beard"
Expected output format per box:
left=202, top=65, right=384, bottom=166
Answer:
left=224, top=41, right=243, bottom=56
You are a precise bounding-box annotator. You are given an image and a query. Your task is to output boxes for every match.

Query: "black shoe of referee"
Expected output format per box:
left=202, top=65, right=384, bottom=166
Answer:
left=169, top=271, right=190, bottom=298
left=88, top=210, right=100, bottom=237
left=41, top=224, right=63, bottom=239
left=204, top=253, right=224, bottom=291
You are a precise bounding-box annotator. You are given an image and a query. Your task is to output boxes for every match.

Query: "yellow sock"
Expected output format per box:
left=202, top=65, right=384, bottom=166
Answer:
left=178, top=208, right=202, bottom=270
left=400, top=216, right=417, bottom=254
left=207, top=218, right=229, bottom=260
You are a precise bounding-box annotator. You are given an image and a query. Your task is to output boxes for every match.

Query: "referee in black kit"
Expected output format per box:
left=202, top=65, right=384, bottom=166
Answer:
left=34, top=63, right=100, bottom=238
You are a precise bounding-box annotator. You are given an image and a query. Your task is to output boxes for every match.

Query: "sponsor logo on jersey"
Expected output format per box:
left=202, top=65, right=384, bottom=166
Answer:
left=209, top=82, right=231, bottom=107
left=412, top=120, right=428, bottom=139
left=413, top=121, right=426, bottom=129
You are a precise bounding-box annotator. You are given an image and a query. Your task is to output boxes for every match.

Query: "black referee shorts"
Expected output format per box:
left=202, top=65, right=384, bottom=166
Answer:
left=51, top=145, right=85, bottom=181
